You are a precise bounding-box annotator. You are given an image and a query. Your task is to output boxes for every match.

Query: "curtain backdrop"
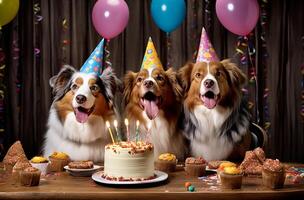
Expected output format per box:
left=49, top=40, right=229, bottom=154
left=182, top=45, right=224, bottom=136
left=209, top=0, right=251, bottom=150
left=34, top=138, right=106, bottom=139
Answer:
left=0, top=0, right=303, bottom=162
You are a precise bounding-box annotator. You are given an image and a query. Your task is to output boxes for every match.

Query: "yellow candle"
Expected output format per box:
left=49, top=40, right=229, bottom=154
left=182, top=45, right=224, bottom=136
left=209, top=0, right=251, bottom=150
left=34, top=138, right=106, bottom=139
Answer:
left=106, top=121, right=115, bottom=144
left=113, top=120, right=121, bottom=141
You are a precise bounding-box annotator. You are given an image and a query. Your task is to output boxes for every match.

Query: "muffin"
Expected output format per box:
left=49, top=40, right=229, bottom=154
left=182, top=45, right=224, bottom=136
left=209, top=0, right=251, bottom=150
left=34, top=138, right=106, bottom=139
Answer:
left=155, top=153, right=177, bottom=173
left=12, top=160, right=32, bottom=183
left=30, top=156, right=49, bottom=175
left=219, top=166, right=243, bottom=189
left=217, top=161, right=237, bottom=176
left=185, top=157, right=206, bottom=177
left=48, top=152, right=70, bottom=172
left=262, top=159, right=285, bottom=189
left=20, top=167, right=41, bottom=186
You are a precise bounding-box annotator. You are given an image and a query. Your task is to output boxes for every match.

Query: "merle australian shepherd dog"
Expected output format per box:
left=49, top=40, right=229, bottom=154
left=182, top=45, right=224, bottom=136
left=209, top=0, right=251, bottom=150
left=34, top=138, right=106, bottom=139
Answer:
left=178, top=59, right=264, bottom=161
left=43, top=65, right=118, bottom=162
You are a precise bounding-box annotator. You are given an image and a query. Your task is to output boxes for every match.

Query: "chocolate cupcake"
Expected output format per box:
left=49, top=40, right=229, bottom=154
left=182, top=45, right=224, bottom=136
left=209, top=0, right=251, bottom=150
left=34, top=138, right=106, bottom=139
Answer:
left=184, top=157, right=206, bottom=177
left=20, top=167, right=41, bottom=186
left=155, top=153, right=177, bottom=173
left=48, top=152, right=70, bottom=172
left=12, top=161, right=32, bottom=183
left=262, top=159, right=285, bottom=189
left=220, top=166, right=243, bottom=189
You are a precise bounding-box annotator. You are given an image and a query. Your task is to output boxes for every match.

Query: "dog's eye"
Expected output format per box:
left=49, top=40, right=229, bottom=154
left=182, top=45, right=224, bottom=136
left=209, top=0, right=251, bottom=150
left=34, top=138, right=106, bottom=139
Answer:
left=156, top=75, right=164, bottom=82
left=71, top=84, right=79, bottom=91
left=137, top=77, right=143, bottom=83
left=90, top=85, right=100, bottom=93
left=216, top=70, right=221, bottom=77
left=195, top=73, right=201, bottom=79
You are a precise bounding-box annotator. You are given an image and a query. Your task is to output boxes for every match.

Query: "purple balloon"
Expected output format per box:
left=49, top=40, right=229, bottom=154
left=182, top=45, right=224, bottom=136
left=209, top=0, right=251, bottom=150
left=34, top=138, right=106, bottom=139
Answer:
left=216, top=0, right=259, bottom=36
left=92, top=0, right=129, bottom=40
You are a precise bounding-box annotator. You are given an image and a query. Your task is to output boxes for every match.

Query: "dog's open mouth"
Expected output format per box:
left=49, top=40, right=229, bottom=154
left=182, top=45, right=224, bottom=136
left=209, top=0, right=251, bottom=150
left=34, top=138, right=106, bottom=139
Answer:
left=74, top=106, right=94, bottom=123
left=140, top=91, right=162, bottom=120
left=201, top=91, right=219, bottom=109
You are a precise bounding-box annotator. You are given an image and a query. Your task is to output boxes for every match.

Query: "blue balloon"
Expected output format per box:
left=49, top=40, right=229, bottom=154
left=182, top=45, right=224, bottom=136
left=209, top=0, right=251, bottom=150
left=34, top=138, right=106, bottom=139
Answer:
left=151, top=0, right=186, bottom=33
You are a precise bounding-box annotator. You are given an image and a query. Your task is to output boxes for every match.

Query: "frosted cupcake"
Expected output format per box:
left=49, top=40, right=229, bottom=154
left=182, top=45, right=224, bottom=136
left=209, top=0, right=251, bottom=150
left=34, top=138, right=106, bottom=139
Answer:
left=185, top=157, right=206, bottom=177
left=219, top=166, right=243, bottom=189
left=155, top=153, right=177, bottom=173
left=20, top=167, right=41, bottom=186
left=30, top=156, right=49, bottom=175
left=48, top=152, right=70, bottom=172
left=262, top=159, right=285, bottom=189
left=12, top=161, right=32, bottom=183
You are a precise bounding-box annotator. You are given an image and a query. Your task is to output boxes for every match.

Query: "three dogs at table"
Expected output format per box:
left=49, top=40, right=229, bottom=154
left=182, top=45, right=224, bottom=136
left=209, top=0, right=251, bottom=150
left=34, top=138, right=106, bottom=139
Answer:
left=44, top=31, right=262, bottom=162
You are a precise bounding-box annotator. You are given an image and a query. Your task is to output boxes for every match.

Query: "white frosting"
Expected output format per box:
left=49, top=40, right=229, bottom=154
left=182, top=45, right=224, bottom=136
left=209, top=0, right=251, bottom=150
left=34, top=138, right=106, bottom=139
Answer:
left=104, top=142, right=154, bottom=180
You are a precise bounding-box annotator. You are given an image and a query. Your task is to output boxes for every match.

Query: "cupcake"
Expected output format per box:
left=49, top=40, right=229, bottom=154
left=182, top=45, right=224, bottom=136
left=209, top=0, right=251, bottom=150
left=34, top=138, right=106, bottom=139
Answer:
left=262, top=159, right=285, bottom=189
left=30, top=156, right=49, bottom=175
left=20, top=167, right=41, bottom=186
left=217, top=161, right=237, bottom=176
left=48, top=152, right=70, bottom=172
left=12, top=160, right=32, bottom=183
left=185, top=157, right=206, bottom=177
left=219, top=166, right=243, bottom=189
left=155, top=153, right=177, bottom=173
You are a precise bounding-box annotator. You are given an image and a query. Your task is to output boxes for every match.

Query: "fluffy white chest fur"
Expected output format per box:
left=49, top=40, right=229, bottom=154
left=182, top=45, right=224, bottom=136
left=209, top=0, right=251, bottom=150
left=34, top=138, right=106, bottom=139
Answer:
left=139, top=111, right=185, bottom=160
left=43, top=108, right=110, bottom=162
left=190, top=105, right=242, bottom=161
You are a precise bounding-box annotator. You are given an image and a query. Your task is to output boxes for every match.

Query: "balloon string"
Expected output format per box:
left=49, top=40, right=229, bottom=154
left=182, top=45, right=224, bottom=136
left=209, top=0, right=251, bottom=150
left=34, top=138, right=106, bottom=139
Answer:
left=166, top=33, right=171, bottom=69
left=0, top=45, right=5, bottom=135
left=191, top=0, right=198, bottom=63
left=105, top=39, right=112, bottom=69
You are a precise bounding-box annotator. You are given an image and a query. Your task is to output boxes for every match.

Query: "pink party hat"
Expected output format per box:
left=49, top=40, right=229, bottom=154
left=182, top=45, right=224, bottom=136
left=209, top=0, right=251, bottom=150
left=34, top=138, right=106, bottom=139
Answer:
left=196, top=27, right=219, bottom=63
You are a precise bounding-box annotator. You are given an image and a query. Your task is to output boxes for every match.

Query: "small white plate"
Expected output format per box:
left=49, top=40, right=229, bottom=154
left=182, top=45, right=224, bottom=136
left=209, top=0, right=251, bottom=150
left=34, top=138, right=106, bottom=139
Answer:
left=92, top=170, right=168, bottom=185
left=64, top=165, right=102, bottom=176
left=206, top=166, right=217, bottom=172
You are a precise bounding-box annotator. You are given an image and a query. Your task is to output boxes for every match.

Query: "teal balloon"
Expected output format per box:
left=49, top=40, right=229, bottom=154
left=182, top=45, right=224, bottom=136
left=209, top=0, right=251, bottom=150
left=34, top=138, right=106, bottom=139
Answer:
left=151, top=0, right=186, bottom=33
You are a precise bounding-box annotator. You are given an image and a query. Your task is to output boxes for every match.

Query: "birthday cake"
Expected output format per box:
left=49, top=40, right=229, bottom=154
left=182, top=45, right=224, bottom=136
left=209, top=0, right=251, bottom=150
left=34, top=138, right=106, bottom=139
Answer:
left=103, top=141, right=155, bottom=181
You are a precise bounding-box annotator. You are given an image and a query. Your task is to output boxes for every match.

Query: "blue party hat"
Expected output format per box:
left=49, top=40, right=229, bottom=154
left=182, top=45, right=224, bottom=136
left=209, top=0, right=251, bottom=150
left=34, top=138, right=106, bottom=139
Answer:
left=80, top=39, right=104, bottom=76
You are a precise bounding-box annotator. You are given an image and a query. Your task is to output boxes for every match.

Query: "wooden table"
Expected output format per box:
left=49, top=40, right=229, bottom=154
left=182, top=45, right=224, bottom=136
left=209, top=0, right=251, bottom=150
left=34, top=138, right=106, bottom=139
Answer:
left=0, top=164, right=304, bottom=200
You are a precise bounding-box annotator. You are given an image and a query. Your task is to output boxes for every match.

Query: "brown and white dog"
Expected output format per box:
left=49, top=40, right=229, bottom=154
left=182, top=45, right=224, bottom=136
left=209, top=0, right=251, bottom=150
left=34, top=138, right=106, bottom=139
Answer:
left=43, top=65, right=118, bottom=162
left=123, top=67, right=187, bottom=160
left=178, top=59, right=255, bottom=161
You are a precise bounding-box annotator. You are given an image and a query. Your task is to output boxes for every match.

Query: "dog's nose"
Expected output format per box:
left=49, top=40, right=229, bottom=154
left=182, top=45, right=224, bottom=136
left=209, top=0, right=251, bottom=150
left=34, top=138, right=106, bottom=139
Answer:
left=143, top=80, right=154, bottom=88
left=204, top=79, right=214, bottom=88
left=76, top=95, right=87, bottom=104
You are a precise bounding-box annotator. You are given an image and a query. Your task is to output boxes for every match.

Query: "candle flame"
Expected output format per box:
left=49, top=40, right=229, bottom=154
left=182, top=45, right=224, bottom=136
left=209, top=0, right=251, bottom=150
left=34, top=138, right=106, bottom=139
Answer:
left=124, top=118, right=129, bottom=126
left=106, top=121, right=110, bottom=128
left=113, top=120, right=118, bottom=127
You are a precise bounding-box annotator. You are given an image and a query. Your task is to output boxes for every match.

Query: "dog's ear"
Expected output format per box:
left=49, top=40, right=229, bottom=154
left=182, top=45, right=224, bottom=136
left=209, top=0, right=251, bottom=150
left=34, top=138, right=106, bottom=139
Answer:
left=221, top=59, right=247, bottom=88
left=165, top=68, right=183, bottom=100
left=123, top=71, right=137, bottom=104
left=177, top=62, right=194, bottom=93
left=100, top=67, right=120, bottom=105
left=49, top=65, right=76, bottom=95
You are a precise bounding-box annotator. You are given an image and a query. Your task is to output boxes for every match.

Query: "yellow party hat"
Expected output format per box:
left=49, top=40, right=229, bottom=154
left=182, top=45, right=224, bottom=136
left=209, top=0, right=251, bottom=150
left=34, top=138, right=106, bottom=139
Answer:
left=140, top=37, right=164, bottom=70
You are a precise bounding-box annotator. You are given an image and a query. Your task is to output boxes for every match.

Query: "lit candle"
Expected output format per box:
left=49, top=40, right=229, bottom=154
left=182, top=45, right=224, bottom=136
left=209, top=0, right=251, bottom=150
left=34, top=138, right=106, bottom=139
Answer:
left=113, top=120, right=121, bottom=141
left=124, top=118, right=130, bottom=142
left=136, top=120, right=140, bottom=143
left=106, top=121, right=115, bottom=144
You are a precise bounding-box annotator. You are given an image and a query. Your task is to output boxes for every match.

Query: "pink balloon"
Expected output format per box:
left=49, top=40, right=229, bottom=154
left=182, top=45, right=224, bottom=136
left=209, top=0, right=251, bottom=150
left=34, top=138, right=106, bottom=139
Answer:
left=92, top=0, right=129, bottom=40
left=216, top=0, right=259, bottom=36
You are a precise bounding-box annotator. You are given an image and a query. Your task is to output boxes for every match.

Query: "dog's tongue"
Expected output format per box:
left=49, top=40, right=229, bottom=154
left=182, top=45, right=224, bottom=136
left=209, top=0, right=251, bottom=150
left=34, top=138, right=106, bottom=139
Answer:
left=75, top=109, right=89, bottom=123
left=203, top=96, right=217, bottom=109
left=143, top=99, right=159, bottom=120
